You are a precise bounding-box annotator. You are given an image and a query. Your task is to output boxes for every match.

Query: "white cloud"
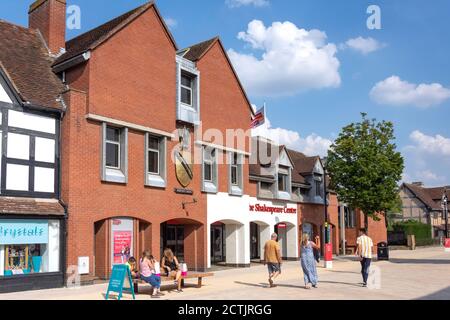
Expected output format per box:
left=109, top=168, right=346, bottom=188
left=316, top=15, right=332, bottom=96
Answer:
left=370, top=76, right=450, bottom=108
left=252, top=117, right=332, bottom=157
left=164, top=17, right=177, bottom=28
left=409, top=130, right=450, bottom=156
left=342, top=36, right=385, bottom=55
left=226, top=0, right=269, bottom=8
left=228, top=20, right=341, bottom=97
left=402, top=130, right=450, bottom=186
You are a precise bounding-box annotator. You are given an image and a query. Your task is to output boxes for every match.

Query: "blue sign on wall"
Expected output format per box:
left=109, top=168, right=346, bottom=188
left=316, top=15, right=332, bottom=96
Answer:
left=0, top=220, right=49, bottom=245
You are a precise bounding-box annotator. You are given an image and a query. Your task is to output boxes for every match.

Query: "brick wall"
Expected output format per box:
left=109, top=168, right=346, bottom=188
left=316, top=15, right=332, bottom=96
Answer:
left=29, top=0, right=66, bottom=54
left=62, top=6, right=253, bottom=278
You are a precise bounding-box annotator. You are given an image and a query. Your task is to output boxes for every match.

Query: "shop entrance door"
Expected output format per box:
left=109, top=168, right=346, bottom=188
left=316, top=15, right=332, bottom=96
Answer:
left=210, top=224, right=225, bottom=264
left=250, top=222, right=260, bottom=260
left=161, top=224, right=185, bottom=262
left=275, top=223, right=288, bottom=259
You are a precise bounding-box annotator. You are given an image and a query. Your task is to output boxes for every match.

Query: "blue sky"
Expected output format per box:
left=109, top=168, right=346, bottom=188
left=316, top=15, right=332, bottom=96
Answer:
left=1, top=0, right=449, bottom=187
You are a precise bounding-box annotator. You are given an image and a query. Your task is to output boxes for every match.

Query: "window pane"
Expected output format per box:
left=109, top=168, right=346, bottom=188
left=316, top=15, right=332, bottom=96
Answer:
left=181, top=75, right=192, bottom=88
left=181, top=87, right=192, bottom=105
left=278, top=174, right=286, bottom=191
left=231, top=166, right=238, bottom=185
left=261, top=182, right=271, bottom=190
left=231, top=153, right=238, bottom=165
left=148, top=136, right=159, bottom=150
left=204, top=163, right=212, bottom=181
left=106, top=127, right=120, bottom=142
left=106, top=143, right=119, bottom=168
left=148, top=150, right=159, bottom=174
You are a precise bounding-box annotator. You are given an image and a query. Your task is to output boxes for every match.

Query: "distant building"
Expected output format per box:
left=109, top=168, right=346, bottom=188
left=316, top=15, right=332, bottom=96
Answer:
left=399, top=182, right=449, bottom=238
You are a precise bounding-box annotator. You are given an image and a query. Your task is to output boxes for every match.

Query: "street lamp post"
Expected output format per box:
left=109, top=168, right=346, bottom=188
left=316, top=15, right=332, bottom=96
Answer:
left=323, top=163, right=332, bottom=268
left=442, top=189, right=448, bottom=239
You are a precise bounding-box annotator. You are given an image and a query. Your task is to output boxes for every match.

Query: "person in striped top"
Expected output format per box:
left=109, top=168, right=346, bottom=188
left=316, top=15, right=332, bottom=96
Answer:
left=356, top=228, right=373, bottom=287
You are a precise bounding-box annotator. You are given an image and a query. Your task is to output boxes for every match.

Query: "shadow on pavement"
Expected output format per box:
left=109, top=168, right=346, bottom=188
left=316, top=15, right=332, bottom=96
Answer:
left=388, top=258, right=450, bottom=265
left=235, top=281, right=311, bottom=290
left=319, top=280, right=364, bottom=288
left=417, top=286, right=450, bottom=300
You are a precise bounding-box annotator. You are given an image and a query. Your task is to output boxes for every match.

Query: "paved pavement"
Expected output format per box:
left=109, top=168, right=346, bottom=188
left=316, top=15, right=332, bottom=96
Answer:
left=1, top=247, right=449, bottom=300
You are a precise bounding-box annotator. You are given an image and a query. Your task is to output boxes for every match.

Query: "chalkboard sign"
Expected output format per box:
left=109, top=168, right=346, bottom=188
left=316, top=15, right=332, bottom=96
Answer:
left=105, top=264, right=135, bottom=300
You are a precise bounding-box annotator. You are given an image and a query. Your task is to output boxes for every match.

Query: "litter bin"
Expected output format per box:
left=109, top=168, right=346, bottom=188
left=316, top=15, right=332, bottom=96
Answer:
left=377, top=242, right=389, bottom=261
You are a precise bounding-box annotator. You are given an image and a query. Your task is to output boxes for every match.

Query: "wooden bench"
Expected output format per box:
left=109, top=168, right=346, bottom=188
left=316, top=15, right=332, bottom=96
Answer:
left=133, top=272, right=214, bottom=293
left=345, top=246, right=357, bottom=255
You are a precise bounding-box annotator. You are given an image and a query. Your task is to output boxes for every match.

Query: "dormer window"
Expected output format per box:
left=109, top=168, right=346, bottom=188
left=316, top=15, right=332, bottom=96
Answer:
left=176, top=56, right=200, bottom=124
left=315, top=180, right=323, bottom=198
left=181, top=73, right=193, bottom=107
left=278, top=173, right=288, bottom=192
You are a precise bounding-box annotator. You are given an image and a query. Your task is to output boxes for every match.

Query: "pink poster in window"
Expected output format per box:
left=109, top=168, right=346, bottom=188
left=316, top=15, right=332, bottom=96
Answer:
left=113, top=231, right=132, bottom=264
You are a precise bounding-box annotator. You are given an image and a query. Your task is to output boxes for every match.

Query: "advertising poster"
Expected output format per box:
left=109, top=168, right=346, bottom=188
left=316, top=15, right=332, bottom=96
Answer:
left=113, top=231, right=132, bottom=264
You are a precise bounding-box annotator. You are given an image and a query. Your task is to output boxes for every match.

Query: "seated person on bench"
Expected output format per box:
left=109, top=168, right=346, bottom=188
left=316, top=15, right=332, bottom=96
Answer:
left=161, top=248, right=183, bottom=293
left=125, top=257, right=139, bottom=279
left=140, top=251, right=164, bottom=298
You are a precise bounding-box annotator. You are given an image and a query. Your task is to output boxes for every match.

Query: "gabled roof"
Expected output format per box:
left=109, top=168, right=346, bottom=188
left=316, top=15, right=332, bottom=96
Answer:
left=0, top=20, right=66, bottom=111
left=54, top=1, right=177, bottom=66
left=402, top=183, right=445, bottom=211
left=286, top=149, right=321, bottom=175
left=181, top=37, right=219, bottom=62
left=181, top=37, right=255, bottom=116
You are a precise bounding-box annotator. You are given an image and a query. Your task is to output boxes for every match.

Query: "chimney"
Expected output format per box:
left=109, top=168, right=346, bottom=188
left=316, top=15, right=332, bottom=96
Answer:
left=412, top=181, right=424, bottom=187
left=29, top=0, right=66, bottom=55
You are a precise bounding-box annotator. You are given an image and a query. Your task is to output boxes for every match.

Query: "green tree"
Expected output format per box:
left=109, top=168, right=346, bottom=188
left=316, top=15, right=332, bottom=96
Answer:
left=327, top=113, right=404, bottom=232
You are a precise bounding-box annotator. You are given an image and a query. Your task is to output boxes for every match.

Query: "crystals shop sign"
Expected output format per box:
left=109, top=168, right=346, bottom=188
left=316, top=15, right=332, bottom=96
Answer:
left=0, top=219, right=48, bottom=245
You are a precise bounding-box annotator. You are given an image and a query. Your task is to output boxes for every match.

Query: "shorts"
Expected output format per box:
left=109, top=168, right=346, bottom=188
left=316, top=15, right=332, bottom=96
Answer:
left=267, top=263, right=280, bottom=274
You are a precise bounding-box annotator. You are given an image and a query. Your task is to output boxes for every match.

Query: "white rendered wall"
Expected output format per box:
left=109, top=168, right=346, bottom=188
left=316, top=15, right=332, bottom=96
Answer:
left=0, top=245, right=4, bottom=276
left=6, top=164, right=29, bottom=191
left=207, top=193, right=298, bottom=268
left=8, top=110, right=56, bottom=134
left=47, top=220, right=60, bottom=272
left=35, top=137, right=55, bottom=163
left=0, top=83, right=12, bottom=103
left=7, top=133, right=30, bottom=160
left=34, top=167, right=55, bottom=193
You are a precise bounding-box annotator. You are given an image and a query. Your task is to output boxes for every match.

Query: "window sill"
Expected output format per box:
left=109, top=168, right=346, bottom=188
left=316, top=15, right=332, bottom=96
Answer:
left=203, top=181, right=218, bottom=194
left=229, top=185, right=243, bottom=197
left=146, top=174, right=166, bottom=188
left=104, top=168, right=127, bottom=184
left=277, top=191, right=292, bottom=201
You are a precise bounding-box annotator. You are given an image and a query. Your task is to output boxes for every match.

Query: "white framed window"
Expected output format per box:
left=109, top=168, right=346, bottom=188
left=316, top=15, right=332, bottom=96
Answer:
left=278, top=173, right=288, bottom=192
left=145, top=134, right=166, bottom=188
left=202, top=146, right=217, bottom=193
left=176, top=56, right=200, bottom=124
left=315, top=180, right=322, bottom=198
left=105, top=126, right=121, bottom=170
left=180, top=74, right=193, bottom=107
left=102, top=123, right=128, bottom=184
left=147, top=136, right=160, bottom=175
left=228, top=152, right=243, bottom=196
left=277, top=166, right=292, bottom=200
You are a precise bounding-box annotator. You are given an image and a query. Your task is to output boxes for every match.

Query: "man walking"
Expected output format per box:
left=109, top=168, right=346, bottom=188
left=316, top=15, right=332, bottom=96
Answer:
left=356, top=228, right=373, bottom=287
left=264, top=233, right=282, bottom=288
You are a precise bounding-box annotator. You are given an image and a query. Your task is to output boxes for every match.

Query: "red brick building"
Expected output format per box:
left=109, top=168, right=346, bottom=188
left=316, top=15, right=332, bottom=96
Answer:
left=0, top=0, right=388, bottom=292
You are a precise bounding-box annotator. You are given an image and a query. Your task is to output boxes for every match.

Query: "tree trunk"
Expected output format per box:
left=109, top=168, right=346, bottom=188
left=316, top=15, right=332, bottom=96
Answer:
left=364, top=214, right=369, bottom=233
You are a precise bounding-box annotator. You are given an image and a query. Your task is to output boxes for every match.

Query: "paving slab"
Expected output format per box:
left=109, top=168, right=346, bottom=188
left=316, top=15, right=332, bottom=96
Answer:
left=0, top=247, right=449, bottom=300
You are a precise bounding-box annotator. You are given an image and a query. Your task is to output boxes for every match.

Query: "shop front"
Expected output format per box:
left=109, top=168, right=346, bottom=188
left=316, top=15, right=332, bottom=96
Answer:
left=0, top=216, right=65, bottom=293
left=207, top=193, right=299, bottom=268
